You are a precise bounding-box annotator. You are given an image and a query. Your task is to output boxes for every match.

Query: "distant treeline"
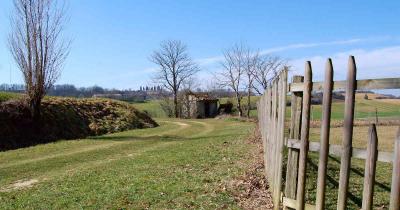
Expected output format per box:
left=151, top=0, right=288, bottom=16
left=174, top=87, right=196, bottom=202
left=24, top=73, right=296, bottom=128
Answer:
left=0, top=83, right=250, bottom=101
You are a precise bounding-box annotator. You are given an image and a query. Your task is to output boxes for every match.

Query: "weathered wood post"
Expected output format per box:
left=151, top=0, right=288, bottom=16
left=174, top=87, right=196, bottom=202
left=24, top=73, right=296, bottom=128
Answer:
left=361, top=124, right=378, bottom=210
left=337, top=55, right=357, bottom=210
left=389, top=127, right=400, bottom=210
left=284, top=75, right=304, bottom=208
left=273, top=69, right=288, bottom=210
left=315, top=58, right=334, bottom=210
left=296, top=61, right=312, bottom=210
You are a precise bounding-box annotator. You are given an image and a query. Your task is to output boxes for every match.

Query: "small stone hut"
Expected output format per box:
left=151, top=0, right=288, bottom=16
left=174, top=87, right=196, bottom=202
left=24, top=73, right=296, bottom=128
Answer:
left=182, top=91, right=219, bottom=118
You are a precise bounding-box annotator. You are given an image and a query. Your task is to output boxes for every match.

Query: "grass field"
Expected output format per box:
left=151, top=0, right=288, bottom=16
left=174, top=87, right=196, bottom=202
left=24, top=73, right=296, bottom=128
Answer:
left=0, top=91, right=22, bottom=102
left=299, top=125, right=398, bottom=209
left=131, top=100, right=167, bottom=118
left=221, top=95, right=400, bottom=120
left=0, top=118, right=255, bottom=209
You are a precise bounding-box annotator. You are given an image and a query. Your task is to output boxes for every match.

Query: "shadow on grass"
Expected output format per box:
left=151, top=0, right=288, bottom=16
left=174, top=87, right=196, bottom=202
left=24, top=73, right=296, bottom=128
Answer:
left=328, top=155, right=391, bottom=191
left=89, top=133, right=239, bottom=143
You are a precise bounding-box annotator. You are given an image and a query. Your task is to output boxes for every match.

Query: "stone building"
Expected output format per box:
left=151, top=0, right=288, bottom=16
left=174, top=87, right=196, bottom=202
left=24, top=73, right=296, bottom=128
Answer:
left=182, top=91, right=219, bottom=118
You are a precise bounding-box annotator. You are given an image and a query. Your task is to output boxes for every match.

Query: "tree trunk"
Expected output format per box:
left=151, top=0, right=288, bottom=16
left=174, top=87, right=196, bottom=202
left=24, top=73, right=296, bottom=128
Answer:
left=247, top=87, right=251, bottom=118
left=236, top=93, right=242, bottom=117
left=173, top=91, right=179, bottom=118
left=30, top=97, right=42, bottom=122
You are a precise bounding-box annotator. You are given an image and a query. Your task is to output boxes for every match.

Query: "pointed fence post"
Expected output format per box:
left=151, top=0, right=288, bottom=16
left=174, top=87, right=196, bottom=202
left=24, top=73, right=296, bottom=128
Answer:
left=337, top=56, right=357, bottom=210
left=315, top=58, right=334, bottom=210
left=296, top=61, right=313, bottom=210
left=361, top=124, right=378, bottom=210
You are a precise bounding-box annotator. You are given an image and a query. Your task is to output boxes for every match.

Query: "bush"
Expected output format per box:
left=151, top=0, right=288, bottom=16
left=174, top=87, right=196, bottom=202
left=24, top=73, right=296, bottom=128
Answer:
left=0, top=97, right=158, bottom=151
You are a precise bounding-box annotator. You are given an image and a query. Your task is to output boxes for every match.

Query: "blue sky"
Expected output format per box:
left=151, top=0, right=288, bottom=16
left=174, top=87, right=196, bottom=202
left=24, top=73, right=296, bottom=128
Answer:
left=0, top=0, right=400, bottom=90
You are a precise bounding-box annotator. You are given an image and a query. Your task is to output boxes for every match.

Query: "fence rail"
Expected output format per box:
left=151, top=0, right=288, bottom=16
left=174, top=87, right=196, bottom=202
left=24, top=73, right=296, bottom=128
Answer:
left=257, top=56, right=400, bottom=210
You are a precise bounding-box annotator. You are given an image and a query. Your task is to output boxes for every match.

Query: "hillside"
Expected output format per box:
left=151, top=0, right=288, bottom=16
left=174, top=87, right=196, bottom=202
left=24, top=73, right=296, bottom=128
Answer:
left=0, top=118, right=256, bottom=209
left=0, top=97, right=158, bottom=150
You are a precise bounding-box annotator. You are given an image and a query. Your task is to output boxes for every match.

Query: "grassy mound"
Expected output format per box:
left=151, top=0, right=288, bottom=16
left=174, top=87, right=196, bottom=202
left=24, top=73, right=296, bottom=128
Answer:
left=0, top=97, right=158, bottom=150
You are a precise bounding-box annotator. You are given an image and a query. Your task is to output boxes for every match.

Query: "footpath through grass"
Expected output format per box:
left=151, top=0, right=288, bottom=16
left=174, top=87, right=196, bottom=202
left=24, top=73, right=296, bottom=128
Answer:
left=0, top=118, right=255, bottom=209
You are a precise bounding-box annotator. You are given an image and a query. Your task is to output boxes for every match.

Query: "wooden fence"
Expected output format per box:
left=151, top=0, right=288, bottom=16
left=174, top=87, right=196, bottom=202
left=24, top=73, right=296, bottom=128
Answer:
left=257, top=56, right=400, bottom=210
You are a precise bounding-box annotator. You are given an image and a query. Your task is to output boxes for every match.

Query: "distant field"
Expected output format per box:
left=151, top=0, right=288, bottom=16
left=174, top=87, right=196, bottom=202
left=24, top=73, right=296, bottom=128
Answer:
left=310, top=98, right=400, bottom=120
left=133, top=95, right=400, bottom=120
left=0, top=91, right=22, bottom=102
left=0, top=118, right=255, bottom=209
left=248, top=94, right=400, bottom=120
left=130, top=100, right=167, bottom=118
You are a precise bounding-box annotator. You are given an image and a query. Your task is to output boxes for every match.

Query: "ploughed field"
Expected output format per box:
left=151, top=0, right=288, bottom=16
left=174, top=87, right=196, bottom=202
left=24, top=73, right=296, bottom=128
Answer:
left=0, top=118, right=255, bottom=209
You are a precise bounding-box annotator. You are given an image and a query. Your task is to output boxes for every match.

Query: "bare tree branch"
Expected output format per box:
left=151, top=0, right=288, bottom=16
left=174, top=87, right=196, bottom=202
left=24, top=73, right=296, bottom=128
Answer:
left=251, top=55, right=287, bottom=95
left=150, top=40, right=199, bottom=118
left=8, top=0, right=70, bottom=120
left=216, top=43, right=247, bottom=117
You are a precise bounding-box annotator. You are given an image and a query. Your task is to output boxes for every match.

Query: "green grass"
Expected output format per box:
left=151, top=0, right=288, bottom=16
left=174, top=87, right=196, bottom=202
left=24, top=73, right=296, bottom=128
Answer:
left=0, top=91, right=22, bottom=102
left=297, top=152, right=392, bottom=210
left=251, top=96, right=400, bottom=120
left=310, top=99, right=400, bottom=120
left=294, top=125, right=398, bottom=209
left=0, top=118, right=255, bottom=209
left=131, top=100, right=167, bottom=118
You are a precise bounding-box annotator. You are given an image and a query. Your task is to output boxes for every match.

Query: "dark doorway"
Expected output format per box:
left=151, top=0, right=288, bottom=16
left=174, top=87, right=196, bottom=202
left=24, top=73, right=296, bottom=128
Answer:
left=204, top=101, right=210, bottom=117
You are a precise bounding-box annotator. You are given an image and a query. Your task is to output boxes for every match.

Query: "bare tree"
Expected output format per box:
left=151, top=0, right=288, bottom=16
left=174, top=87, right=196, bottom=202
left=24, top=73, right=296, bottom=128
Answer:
left=150, top=40, right=199, bottom=118
left=8, top=0, right=70, bottom=121
left=217, top=44, right=246, bottom=117
left=243, top=49, right=259, bottom=118
left=251, top=55, right=286, bottom=95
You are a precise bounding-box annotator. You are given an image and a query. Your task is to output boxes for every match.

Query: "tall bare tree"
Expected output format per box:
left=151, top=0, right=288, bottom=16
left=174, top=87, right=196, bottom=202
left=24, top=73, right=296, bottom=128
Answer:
left=9, top=0, right=70, bottom=121
left=251, top=55, right=286, bottom=95
left=243, top=49, right=259, bottom=118
left=217, top=44, right=246, bottom=117
left=150, top=40, right=199, bottom=118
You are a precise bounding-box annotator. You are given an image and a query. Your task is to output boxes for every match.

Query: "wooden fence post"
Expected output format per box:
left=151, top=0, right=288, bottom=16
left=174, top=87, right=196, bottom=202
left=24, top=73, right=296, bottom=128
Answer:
left=315, top=58, right=334, bottom=210
left=284, top=75, right=304, bottom=207
left=389, top=127, right=400, bottom=210
left=337, top=55, right=357, bottom=210
left=296, top=61, right=313, bottom=210
left=273, top=69, right=288, bottom=210
left=361, top=124, right=378, bottom=210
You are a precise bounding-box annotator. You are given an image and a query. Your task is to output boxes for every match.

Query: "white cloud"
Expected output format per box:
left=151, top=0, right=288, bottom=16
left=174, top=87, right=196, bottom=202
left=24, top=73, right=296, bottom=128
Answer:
left=289, top=46, right=400, bottom=82
left=195, top=36, right=394, bottom=66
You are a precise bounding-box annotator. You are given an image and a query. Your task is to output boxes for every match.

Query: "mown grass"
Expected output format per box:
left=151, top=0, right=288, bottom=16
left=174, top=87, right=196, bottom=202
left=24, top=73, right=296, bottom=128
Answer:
left=131, top=100, right=167, bottom=118
left=0, top=118, right=255, bottom=209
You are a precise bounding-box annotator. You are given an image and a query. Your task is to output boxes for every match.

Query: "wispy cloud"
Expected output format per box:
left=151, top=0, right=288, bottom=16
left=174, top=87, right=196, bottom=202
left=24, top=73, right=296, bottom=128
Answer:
left=196, top=36, right=394, bottom=66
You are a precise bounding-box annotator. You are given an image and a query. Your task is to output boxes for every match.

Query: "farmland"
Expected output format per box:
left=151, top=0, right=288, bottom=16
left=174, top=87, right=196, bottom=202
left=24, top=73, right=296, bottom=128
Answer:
left=0, top=118, right=256, bottom=209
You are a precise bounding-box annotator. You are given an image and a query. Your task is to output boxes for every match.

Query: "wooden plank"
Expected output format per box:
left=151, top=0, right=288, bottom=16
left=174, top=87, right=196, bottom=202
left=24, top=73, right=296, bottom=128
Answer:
left=284, top=75, right=304, bottom=205
left=274, top=69, right=288, bottom=210
left=389, top=127, right=400, bottom=210
left=296, top=61, right=313, bottom=210
left=271, top=79, right=278, bottom=196
left=289, top=77, right=400, bottom=92
left=361, top=124, right=378, bottom=210
left=315, top=58, right=334, bottom=210
left=286, top=139, right=393, bottom=163
left=338, top=56, right=357, bottom=210
left=282, top=197, right=316, bottom=210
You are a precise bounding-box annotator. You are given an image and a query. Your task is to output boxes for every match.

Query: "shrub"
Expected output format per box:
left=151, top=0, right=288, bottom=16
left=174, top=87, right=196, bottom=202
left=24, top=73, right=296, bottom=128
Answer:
left=0, top=97, right=158, bottom=151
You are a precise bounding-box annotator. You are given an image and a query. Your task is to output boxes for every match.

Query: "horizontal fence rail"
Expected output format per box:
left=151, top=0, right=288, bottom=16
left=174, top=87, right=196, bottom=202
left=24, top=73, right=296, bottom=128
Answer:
left=257, top=55, right=400, bottom=210
left=289, top=77, right=400, bottom=92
